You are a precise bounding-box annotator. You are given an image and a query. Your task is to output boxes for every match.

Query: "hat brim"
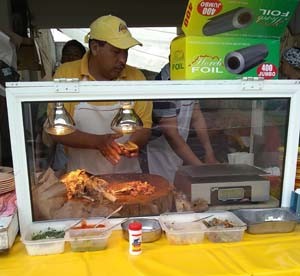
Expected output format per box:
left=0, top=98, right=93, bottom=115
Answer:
left=108, top=36, right=142, bottom=49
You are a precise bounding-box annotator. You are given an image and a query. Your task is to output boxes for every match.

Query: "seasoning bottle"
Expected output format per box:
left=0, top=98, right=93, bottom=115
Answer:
left=128, top=221, right=142, bottom=255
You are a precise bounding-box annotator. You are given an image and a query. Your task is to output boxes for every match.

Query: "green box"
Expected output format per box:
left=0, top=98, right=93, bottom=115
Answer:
left=182, top=0, right=299, bottom=38
left=170, top=35, right=280, bottom=80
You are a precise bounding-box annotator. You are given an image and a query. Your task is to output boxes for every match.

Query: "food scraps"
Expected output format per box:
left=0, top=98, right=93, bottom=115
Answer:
left=203, top=218, right=235, bottom=228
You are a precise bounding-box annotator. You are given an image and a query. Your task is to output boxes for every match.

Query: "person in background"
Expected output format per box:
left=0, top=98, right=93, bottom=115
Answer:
left=60, top=39, right=86, bottom=64
left=50, top=15, right=152, bottom=175
left=280, top=47, right=300, bottom=79
left=280, top=47, right=300, bottom=147
left=0, top=30, right=21, bottom=167
left=146, top=63, right=218, bottom=184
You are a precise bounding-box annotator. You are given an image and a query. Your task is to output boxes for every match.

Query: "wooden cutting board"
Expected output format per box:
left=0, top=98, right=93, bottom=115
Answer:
left=97, top=173, right=173, bottom=205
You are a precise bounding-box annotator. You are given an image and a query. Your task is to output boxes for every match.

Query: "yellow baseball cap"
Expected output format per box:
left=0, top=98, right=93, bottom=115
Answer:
left=84, top=15, right=142, bottom=49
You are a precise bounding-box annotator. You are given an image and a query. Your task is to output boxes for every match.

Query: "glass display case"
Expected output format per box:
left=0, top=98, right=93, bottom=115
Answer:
left=5, top=79, right=300, bottom=236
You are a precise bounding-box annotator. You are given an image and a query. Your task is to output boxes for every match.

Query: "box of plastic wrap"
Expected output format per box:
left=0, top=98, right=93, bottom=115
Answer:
left=170, top=35, right=280, bottom=80
left=182, top=0, right=298, bottom=38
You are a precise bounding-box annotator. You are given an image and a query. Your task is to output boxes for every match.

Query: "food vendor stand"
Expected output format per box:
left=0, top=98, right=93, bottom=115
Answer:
left=2, top=1, right=300, bottom=274
left=0, top=72, right=300, bottom=276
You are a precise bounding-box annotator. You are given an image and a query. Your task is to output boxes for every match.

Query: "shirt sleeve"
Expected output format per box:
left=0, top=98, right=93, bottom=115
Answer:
left=53, top=60, right=81, bottom=79
left=152, top=100, right=177, bottom=123
left=134, top=100, right=153, bottom=129
left=53, top=64, right=67, bottom=78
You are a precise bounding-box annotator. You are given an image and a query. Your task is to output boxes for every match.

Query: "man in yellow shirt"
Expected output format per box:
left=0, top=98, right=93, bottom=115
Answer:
left=52, top=15, right=152, bottom=175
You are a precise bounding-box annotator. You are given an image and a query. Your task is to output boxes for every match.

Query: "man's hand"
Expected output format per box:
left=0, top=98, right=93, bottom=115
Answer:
left=204, top=152, right=219, bottom=164
left=49, top=129, right=125, bottom=165
left=96, top=134, right=123, bottom=165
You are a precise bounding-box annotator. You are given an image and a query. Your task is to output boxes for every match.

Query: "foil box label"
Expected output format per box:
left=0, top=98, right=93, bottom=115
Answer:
left=182, top=0, right=299, bottom=38
left=170, top=36, right=279, bottom=80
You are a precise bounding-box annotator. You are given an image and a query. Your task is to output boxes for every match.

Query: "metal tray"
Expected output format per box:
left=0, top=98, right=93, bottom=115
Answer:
left=176, top=164, right=267, bottom=179
left=233, top=208, right=299, bottom=234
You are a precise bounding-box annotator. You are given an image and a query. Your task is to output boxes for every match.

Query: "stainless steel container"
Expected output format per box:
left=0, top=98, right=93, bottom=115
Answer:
left=121, top=218, right=162, bottom=243
left=233, top=208, right=299, bottom=234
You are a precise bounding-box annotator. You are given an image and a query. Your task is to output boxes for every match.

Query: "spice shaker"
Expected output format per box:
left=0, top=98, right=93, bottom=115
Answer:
left=128, top=221, right=142, bottom=255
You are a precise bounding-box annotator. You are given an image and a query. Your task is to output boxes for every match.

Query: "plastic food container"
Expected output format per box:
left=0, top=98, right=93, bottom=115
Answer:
left=121, top=218, right=162, bottom=243
left=159, top=212, right=207, bottom=245
left=68, top=221, right=112, bottom=252
left=233, top=208, right=299, bottom=234
left=203, top=211, right=247, bottom=243
left=68, top=231, right=112, bottom=252
left=22, top=225, right=65, bottom=256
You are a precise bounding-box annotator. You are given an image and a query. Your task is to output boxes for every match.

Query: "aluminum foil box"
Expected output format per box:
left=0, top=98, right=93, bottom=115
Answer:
left=182, top=0, right=299, bottom=38
left=170, top=35, right=280, bottom=80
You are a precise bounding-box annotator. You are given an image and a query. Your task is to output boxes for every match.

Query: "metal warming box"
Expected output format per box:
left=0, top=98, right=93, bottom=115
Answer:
left=174, top=164, right=270, bottom=205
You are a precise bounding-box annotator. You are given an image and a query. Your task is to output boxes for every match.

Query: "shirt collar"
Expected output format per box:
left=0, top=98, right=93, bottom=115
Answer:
left=80, top=51, right=94, bottom=80
left=80, top=51, right=128, bottom=81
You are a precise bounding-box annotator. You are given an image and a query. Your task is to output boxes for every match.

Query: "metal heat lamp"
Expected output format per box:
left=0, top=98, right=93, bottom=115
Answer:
left=111, top=101, right=143, bottom=134
left=44, top=102, right=75, bottom=135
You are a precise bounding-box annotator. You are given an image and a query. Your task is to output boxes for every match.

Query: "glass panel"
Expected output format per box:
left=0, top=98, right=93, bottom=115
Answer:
left=22, top=98, right=290, bottom=222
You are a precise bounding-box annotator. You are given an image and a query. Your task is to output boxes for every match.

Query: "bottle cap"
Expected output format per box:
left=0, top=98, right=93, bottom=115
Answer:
left=128, top=221, right=142, bottom=231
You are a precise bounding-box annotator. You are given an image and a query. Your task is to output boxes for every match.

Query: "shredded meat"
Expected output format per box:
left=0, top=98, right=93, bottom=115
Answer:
left=106, top=181, right=155, bottom=197
left=60, top=169, right=108, bottom=201
left=60, top=170, right=155, bottom=201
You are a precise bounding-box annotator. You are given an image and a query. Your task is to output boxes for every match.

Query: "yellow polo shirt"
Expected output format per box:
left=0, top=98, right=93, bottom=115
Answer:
left=53, top=51, right=152, bottom=128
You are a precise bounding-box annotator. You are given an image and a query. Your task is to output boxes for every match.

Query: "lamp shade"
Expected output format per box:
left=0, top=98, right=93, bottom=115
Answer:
left=111, top=101, right=143, bottom=134
left=44, top=102, right=75, bottom=135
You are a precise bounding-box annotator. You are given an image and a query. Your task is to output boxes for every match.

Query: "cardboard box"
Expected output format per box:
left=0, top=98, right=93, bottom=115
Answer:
left=0, top=211, right=19, bottom=251
left=170, top=35, right=280, bottom=80
left=182, top=0, right=299, bottom=38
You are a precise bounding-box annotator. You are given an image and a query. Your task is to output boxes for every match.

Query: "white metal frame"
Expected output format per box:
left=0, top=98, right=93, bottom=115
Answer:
left=5, top=79, right=300, bottom=235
